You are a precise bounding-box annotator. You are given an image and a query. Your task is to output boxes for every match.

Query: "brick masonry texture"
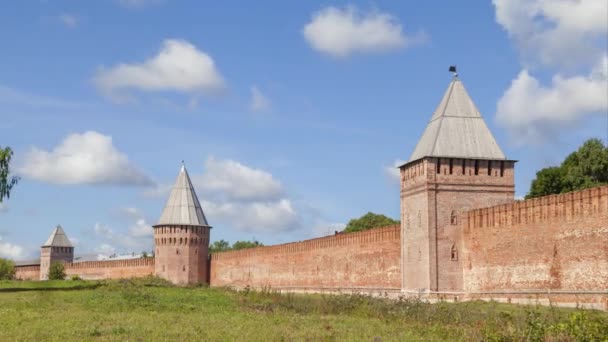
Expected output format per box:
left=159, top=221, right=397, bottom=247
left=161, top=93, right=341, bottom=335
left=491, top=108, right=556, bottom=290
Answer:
left=16, top=258, right=155, bottom=280
left=462, top=186, right=608, bottom=292
left=210, top=225, right=401, bottom=290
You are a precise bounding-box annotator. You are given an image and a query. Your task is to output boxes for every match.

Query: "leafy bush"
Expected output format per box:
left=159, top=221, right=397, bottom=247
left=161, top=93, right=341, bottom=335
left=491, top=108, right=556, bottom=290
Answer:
left=48, top=261, right=66, bottom=280
left=343, top=212, right=399, bottom=233
left=71, top=275, right=82, bottom=281
left=0, top=258, right=16, bottom=280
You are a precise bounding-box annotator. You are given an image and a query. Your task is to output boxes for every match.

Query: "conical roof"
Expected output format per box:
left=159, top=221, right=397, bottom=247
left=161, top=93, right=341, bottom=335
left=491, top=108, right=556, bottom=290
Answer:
left=42, top=225, right=73, bottom=247
left=156, top=163, right=210, bottom=227
left=407, top=76, right=506, bottom=163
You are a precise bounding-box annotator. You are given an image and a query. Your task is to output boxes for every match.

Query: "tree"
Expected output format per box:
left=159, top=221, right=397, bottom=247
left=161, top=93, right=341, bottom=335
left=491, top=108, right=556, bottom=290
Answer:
left=231, top=240, right=263, bottom=250
left=0, top=147, right=20, bottom=203
left=0, top=258, right=16, bottom=280
left=142, top=251, right=149, bottom=258
left=209, top=239, right=231, bottom=253
left=48, top=261, right=66, bottom=280
left=343, top=212, right=400, bottom=233
left=526, top=139, right=608, bottom=199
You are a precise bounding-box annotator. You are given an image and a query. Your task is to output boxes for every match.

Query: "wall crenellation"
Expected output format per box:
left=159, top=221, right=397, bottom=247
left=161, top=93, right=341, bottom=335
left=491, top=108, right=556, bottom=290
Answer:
left=211, top=225, right=400, bottom=261
left=465, top=186, right=608, bottom=230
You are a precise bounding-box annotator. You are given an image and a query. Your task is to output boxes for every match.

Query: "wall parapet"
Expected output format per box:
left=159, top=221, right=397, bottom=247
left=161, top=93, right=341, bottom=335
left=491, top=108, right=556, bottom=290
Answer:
left=465, top=186, right=608, bottom=230
left=211, top=225, right=400, bottom=261
left=66, top=257, right=155, bottom=270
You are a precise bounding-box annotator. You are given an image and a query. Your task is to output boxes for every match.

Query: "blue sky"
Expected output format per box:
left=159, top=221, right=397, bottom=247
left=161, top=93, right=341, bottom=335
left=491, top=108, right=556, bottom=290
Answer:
left=1, top=0, right=606, bottom=259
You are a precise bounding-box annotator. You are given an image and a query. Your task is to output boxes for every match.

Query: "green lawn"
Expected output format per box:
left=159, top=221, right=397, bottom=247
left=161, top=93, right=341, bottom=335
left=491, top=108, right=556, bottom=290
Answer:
left=0, top=278, right=606, bottom=341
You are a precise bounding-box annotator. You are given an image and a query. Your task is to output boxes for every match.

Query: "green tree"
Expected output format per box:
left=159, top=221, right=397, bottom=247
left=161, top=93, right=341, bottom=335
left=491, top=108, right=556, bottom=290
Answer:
left=343, top=212, right=400, bottom=233
left=526, top=139, right=608, bottom=199
left=209, top=239, right=231, bottom=253
left=48, top=261, right=66, bottom=280
left=0, top=258, right=16, bottom=280
left=231, top=240, right=263, bottom=250
left=0, top=147, right=20, bottom=203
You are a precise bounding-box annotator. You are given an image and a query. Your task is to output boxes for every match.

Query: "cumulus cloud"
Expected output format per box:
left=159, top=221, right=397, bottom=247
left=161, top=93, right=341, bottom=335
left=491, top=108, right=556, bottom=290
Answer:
left=496, top=56, right=608, bottom=142
left=203, top=199, right=299, bottom=233
left=249, top=86, right=271, bottom=113
left=144, top=157, right=299, bottom=233
left=493, top=0, right=608, bottom=67
left=58, top=13, right=79, bottom=28
left=194, top=157, right=283, bottom=201
left=302, top=6, right=426, bottom=58
left=94, top=39, right=225, bottom=102
left=19, top=131, right=153, bottom=186
left=0, top=236, right=25, bottom=259
left=91, top=209, right=153, bottom=255
left=385, top=159, right=406, bottom=183
left=492, top=0, right=608, bottom=143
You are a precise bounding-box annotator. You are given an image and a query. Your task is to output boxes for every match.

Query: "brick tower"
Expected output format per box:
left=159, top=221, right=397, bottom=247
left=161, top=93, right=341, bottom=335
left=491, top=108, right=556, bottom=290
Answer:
left=40, top=225, right=74, bottom=280
left=153, top=163, right=211, bottom=285
left=399, top=72, right=515, bottom=292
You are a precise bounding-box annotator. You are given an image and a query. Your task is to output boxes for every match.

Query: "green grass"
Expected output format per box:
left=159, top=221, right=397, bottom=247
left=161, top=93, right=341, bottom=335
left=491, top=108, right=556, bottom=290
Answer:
left=0, top=278, right=606, bottom=341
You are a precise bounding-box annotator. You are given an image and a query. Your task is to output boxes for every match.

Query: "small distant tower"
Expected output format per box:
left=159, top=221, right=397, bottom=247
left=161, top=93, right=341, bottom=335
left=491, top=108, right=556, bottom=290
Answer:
left=399, top=68, right=515, bottom=292
left=153, top=162, right=211, bottom=285
left=40, top=225, right=74, bottom=280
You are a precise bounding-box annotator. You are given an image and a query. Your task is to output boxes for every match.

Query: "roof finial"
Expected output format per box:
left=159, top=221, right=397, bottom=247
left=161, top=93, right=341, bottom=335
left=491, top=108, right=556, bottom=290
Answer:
left=180, top=160, right=185, bottom=171
left=449, top=65, right=458, bottom=78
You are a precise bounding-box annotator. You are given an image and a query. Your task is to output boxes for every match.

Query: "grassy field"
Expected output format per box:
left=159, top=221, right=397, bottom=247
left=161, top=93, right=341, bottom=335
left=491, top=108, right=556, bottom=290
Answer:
left=0, top=278, right=606, bottom=341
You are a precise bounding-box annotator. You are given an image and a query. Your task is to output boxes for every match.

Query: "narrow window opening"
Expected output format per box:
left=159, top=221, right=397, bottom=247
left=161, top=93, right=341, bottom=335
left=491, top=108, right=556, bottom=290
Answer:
left=183, top=265, right=186, bottom=272
left=176, top=249, right=180, bottom=255
left=474, top=160, right=479, bottom=175
left=450, top=211, right=457, bottom=225
left=451, top=245, right=458, bottom=261
left=461, top=159, right=466, bottom=175
left=436, top=160, right=440, bottom=174
left=449, top=159, right=453, bottom=174
left=487, top=161, right=492, bottom=176
left=500, top=161, right=505, bottom=177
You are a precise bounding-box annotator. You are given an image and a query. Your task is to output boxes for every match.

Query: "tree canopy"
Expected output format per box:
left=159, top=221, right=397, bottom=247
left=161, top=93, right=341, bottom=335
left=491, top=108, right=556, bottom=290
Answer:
left=526, top=138, right=608, bottom=199
left=48, top=262, right=66, bottom=280
left=0, top=147, right=19, bottom=203
left=0, top=258, right=16, bottom=280
left=209, top=239, right=264, bottom=253
left=343, top=212, right=400, bottom=233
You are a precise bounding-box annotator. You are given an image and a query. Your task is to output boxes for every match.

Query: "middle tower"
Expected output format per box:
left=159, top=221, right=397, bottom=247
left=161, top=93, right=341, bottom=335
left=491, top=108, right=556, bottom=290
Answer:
left=399, top=74, right=515, bottom=293
left=153, top=163, right=211, bottom=284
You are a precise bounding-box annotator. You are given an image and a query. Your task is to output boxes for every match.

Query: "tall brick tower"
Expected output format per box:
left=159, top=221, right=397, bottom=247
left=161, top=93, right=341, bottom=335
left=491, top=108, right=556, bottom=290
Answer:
left=153, top=163, right=211, bottom=285
left=39, top=225, right=74, bottom=280
left=400, top=72, right=515, bottom=292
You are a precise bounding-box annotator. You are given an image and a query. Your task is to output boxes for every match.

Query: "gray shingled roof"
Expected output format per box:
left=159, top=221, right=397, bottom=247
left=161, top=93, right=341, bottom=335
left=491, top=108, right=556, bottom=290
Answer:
left=407, top=76, right=506, bottom=163
left=155, top=163, right=210, bottom=227
left=42, top=225, right=73, bottom=247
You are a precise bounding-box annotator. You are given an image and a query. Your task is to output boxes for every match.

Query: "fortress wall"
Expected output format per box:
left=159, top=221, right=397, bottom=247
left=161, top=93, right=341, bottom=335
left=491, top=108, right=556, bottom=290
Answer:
left=210, top=225, right=401, bottom=290
left=64, top=258, right=155, bottom=280
left=14, top=265, right=41, bottom=280
left=462, top=186, right=608, bottom=292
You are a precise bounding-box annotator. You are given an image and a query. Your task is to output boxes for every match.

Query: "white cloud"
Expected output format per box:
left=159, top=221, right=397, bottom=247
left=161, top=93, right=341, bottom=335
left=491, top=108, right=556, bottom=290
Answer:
left=94, top=39, right=225, bottom=102
left=249, top=86, right=271, bottom=112
left=203, top=199, right=299, bottom=233
left=19, top=131, right=153, bottom=186
left=0, top=236, right=25, bottom=260
left=493, top=0, right=608, bottom=67
left=385, top=159, right=406, bottom=183
left=496, top=56, right=608, bottom=142
left=144, top=157, right=299, bottom=233
left=59, top=13, right=79, bottom=28
left=302, top=6, right=426, bottom=58
left=194, top=157, right=283, bottom=201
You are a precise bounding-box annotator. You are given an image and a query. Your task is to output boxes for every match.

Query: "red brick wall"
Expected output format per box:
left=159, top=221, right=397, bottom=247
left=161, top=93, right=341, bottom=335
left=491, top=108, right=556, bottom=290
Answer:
left=64, top=258, right=155, bottom=280
left=210, top=225, right=401, bottom=290
left=154, top=225, right=210, bottom=285
left=462, top=186, right=608, bottom=292
left=14, top=265, right=40, bottom=280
